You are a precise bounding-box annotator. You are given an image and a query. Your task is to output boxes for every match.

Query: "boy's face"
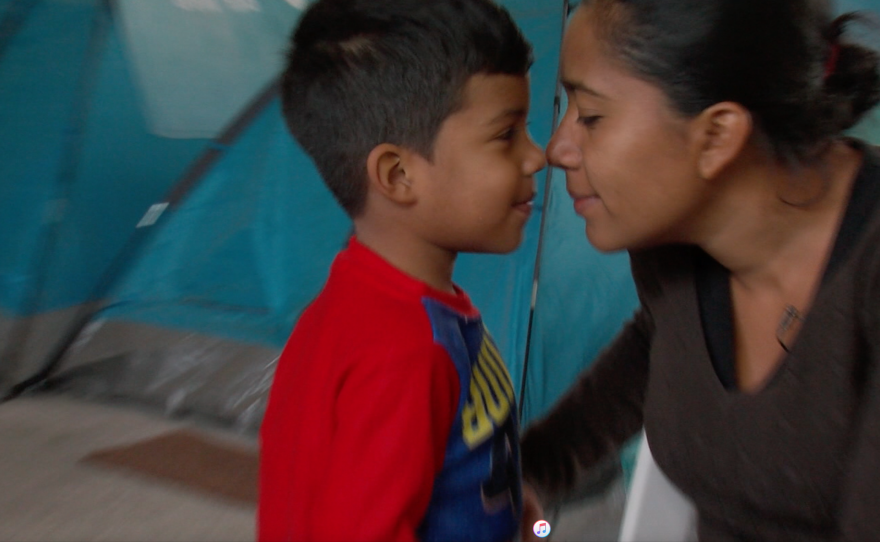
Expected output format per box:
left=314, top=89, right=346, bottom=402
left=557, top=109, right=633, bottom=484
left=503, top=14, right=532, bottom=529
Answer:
left=408, top=73, right=546, bottom=254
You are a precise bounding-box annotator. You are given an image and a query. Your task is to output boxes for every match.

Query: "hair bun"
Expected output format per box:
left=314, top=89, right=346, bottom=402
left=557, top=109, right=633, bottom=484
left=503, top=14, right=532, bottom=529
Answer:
left=823, top=13, right=880, bottom=132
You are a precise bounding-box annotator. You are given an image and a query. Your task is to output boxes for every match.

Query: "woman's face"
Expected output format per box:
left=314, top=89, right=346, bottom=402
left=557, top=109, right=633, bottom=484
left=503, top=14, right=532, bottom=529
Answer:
left=548, top=6, right=712, bottom=252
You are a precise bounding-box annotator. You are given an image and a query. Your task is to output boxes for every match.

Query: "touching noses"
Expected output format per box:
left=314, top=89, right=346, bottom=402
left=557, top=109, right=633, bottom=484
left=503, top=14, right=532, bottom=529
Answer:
left=523, top=134, right=548, bottom=176
left=546, top=122, right=582, bottom=171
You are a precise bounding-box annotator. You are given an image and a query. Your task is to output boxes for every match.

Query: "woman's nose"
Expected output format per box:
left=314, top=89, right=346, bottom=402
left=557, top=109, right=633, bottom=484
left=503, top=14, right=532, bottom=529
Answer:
left=546, top=127, right=582, bottom=171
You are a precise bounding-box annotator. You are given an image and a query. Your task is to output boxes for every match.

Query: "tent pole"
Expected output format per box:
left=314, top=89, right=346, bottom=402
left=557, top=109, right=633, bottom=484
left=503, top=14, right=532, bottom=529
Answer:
left=2, top=75, right=282, bottom=403
left=518, top=0, right=571, bottom=422
left=0, top=0, right=111, bottom=389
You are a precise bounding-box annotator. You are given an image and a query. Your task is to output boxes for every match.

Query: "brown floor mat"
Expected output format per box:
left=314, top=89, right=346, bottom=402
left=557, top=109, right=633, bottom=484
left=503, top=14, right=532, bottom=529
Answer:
left=81, top=429, right=258, bottom=506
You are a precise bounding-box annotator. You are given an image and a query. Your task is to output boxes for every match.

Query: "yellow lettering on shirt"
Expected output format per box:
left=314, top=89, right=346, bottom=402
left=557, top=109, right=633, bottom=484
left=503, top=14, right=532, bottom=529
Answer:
left=474, top=364, right=509, bottom=424
left=461, top=330, right=516, bottom=449
left=462, top=378, right=493, bottom=447
left=482, top=339, right=515, bottom=400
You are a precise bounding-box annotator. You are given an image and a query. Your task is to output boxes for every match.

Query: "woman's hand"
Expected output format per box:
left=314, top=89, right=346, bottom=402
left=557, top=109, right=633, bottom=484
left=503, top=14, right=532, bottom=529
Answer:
left=521, top=482, right=548, bottom=541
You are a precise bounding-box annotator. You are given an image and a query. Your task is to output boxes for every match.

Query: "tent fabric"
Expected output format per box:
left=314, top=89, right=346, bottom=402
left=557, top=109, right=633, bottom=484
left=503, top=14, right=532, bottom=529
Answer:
left=0, top=0, right=207, bottom=316
left=0, top=0, right=208, bottom=386
left=116, top=0, right=300, bottom=138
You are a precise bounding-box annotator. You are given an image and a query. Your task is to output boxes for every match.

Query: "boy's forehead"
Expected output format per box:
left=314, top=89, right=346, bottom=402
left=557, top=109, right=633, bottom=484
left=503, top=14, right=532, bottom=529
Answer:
left=456, top=73, right=531, bottom=122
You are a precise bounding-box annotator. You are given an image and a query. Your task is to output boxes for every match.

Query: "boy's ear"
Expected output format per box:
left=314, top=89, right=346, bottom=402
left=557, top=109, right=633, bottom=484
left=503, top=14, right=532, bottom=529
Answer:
left=366, top=143, right=416, bottom=205
left=692, top=101, right=752, bottom=180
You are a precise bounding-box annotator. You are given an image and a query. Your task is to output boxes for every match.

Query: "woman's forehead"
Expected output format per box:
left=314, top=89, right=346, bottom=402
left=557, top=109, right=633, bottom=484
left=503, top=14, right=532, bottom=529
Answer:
left=561, top=5, right=618, bottom=67
left=559, top=9, right=613, bottom=92
left=559, top=12, right=684, bottom=122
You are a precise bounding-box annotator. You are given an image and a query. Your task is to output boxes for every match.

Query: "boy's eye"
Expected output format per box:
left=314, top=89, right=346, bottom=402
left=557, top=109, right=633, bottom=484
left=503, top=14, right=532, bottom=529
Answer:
left=496, top=121, right=530, bottom=142
left=496, top=127, right=519, bottom=141
left=577, top=115, right=602, bottom=128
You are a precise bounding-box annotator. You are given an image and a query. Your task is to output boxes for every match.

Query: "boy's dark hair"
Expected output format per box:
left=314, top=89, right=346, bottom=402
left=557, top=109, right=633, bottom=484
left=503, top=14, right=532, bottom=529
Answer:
left=280, top=0, right=533, bottom=217
left=586, top=0, right=880, bottom=164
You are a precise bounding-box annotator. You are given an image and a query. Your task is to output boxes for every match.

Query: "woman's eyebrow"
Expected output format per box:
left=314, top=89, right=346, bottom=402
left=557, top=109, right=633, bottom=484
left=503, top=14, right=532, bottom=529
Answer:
left=562, top=79, right=608, bottom=100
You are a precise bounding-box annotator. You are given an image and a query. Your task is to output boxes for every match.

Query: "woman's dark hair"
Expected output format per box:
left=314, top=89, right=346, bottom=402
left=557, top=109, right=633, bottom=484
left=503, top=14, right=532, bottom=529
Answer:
left=586, top=0, right=880, bottom=163
left=280, top=0, right=533, bottom=217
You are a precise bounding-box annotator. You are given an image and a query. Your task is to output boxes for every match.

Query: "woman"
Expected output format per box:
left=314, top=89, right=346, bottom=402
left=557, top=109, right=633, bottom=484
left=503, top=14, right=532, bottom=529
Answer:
left=521, top=0, right=880, bottom=540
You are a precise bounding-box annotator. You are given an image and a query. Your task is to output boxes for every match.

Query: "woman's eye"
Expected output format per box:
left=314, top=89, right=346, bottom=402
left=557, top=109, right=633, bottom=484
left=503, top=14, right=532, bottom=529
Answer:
left=577, top=115, right=602, bottom=128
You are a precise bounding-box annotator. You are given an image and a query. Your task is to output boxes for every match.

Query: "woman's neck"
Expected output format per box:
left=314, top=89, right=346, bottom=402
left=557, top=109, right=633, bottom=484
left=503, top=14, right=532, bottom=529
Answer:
left=696, top=140, right=862, bottom=292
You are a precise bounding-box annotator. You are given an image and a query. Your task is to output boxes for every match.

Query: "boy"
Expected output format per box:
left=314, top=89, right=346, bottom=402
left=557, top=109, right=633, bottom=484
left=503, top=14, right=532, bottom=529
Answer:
left=258, top=0, right=546, bottom=540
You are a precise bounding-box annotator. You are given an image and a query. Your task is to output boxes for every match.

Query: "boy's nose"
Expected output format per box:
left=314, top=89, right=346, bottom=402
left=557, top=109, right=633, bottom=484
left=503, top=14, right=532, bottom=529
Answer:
left=546, top=128, right=582, bottom=171
left=525, top=136, right=547, bottom=175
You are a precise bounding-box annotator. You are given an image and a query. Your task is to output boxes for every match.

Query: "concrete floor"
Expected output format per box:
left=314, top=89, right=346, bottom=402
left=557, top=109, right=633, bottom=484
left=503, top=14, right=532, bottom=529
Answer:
left=0, top=394, right=256, bottom=542
left=0, top=393, right=624, bottom=542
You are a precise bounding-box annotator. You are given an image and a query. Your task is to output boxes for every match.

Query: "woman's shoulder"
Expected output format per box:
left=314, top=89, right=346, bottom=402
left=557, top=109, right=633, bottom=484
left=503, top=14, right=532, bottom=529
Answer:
left=844, top=140, right=880, bottom=263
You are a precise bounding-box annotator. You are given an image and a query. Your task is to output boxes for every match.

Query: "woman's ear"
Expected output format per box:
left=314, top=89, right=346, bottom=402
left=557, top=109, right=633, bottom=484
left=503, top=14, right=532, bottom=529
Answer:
left=694, top=102, right=752, bottom=180
left=366, top=143, right=416, bottom=205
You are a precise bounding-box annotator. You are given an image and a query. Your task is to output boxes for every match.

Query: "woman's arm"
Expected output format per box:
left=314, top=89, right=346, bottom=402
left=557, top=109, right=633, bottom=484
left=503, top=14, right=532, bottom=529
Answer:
left=837, top=241, right=880, bottom=541
left=520, top=304, right=653, bottom=506
left=836, top=359, right=880, bottom=541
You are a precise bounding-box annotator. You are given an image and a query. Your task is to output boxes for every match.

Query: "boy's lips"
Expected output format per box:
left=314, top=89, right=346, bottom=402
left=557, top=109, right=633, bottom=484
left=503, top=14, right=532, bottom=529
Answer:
left=514, top=194, right=536, bottom=215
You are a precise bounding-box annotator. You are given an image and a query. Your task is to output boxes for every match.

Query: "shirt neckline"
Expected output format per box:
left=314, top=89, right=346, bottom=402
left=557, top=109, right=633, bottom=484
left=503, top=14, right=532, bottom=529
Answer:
left=697, top=140, right=880, bottom=391
left=340, top=237, right=479, bottom=317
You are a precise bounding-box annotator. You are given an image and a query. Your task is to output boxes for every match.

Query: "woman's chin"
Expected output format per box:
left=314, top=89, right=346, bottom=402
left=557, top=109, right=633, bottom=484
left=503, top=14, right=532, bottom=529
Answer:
left=584, top=226, right=628, bottom=254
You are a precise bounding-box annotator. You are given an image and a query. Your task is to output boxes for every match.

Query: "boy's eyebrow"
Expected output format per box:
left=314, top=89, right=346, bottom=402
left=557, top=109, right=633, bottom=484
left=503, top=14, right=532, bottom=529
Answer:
left=487, top=108, right=527, bottom=125
left=561, top=79, right=608, bottom=100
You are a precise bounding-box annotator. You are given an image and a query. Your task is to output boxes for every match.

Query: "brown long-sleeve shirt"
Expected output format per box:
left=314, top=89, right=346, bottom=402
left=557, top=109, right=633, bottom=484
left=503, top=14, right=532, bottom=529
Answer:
left=522, top=141, right=880, bottom=541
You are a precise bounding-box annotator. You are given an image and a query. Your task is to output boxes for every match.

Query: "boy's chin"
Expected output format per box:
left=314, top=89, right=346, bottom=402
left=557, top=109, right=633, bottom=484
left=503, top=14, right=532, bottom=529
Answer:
left=466, top=235, right=525, bottom=255
left=437, top=225, right=526, bottom=255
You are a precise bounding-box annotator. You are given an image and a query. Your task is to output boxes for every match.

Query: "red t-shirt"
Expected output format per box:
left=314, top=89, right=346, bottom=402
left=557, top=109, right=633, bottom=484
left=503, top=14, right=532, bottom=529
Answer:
left=258, top=239, right=522, bottom=542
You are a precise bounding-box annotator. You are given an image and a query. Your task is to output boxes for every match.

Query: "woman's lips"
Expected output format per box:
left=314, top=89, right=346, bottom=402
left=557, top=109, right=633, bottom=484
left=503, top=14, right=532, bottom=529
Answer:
left=572, top=194, right=601, bottom=216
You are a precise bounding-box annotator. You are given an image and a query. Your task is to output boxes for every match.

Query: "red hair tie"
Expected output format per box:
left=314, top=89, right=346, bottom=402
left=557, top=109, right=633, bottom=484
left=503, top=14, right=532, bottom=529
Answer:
left=824, top=42, right=841, bottom=79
